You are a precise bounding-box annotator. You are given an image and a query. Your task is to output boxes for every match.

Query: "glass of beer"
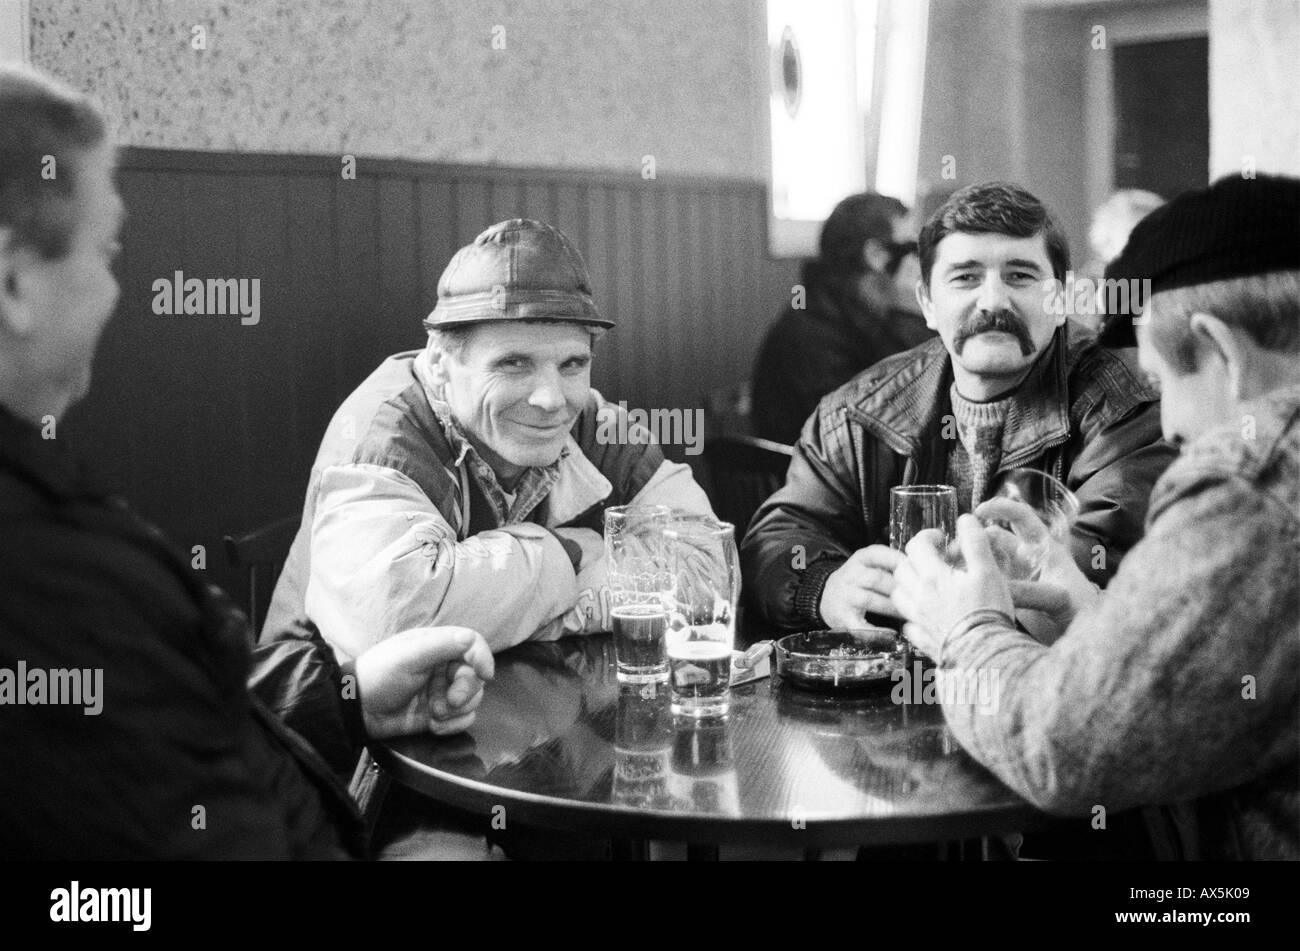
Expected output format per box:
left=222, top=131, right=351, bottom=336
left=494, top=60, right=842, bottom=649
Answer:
left=889, top=484, right=959, bottom=551
left=662, top=515, right=740, bottom=718
left=604, top=505, right=673, bottom=683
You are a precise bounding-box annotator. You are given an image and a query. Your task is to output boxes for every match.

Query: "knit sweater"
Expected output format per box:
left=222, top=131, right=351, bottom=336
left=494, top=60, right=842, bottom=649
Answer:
left=935, top=382, right=1300, bottom=860
left=947, top=384, right=1013, bottom=513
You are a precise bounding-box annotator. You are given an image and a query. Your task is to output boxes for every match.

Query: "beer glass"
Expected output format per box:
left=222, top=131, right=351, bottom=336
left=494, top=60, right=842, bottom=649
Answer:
left=889, top=484, right=958, bottom=551
left=603, top=505, right=672, bottom=683
left=662, top=515, right=740, bottom=718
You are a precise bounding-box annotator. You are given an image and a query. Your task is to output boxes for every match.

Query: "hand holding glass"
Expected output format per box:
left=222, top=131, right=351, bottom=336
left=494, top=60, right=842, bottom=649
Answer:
left=979, top=469, right=1080, bottom=580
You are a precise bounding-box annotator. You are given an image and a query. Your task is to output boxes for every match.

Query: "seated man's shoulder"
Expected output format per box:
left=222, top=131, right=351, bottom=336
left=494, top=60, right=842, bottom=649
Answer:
left=325, top=351, right=447, bottom=466
left=815, top=336, right=947, bottom=423
left=1065, top=336, right=1158, bottom=422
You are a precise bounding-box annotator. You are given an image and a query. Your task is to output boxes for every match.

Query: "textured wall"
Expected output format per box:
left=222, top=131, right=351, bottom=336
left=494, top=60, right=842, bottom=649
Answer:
left=1208, top=0, right=1300, bottom=177
left=28, top=0, right=765, bottom=180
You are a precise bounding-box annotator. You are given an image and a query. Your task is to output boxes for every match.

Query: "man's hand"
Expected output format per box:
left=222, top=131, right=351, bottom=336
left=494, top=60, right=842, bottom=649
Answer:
left=355, top=627, right=494, bottom=739
left=818, top=545, right=904, bottom=629
left=892, top=515, right=1015, bottom=659
left=974, top=498, right=1100, bottom=643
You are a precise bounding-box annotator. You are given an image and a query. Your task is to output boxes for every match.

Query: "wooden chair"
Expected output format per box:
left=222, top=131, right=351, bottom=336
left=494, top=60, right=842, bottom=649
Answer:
left=702, top=434, right=794, bottom=535
left=222, top=515, right=300, bottom=641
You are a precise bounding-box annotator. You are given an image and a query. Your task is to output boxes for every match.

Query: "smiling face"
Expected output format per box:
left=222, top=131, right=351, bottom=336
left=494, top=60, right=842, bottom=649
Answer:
left=917, top=230, right=1066, bottom=395
left=429, top=321, right=593, bottom=487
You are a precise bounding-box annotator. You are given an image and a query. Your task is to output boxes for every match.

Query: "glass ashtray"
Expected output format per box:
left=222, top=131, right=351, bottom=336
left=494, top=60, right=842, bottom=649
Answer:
left=774, top=628, right=907, bottom=694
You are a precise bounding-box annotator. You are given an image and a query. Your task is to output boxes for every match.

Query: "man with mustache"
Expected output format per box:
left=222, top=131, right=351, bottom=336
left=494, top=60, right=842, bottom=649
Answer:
left=742, top=181, right=1175, bottom=634
left=266, top=219, right=714, bottom=659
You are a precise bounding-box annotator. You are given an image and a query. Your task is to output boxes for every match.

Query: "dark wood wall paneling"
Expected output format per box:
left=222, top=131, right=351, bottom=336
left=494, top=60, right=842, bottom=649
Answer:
left=67, top=148, right=798, bottom=600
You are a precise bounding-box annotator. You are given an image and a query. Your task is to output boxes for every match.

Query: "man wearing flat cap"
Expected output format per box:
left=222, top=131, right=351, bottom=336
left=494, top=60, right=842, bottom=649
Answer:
left=893, top=174, right=1300, bottom=860
left=267, top=219, right=713, bottom=657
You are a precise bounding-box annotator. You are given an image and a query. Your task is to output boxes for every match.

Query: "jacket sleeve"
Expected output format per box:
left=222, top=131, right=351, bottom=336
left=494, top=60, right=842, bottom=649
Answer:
left=306, top=462, right=587, bottom=657
left=1063, top=398, right=1176, bottom=586
left=936, top=462, right=1299, bottom=817
left=740, top=405, right=871, bottom=629
left=246, top=618, right=366, bottom=782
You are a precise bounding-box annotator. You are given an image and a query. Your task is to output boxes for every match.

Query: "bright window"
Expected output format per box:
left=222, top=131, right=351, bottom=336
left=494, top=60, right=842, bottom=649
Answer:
left=766, top=0, right=929, bottom=257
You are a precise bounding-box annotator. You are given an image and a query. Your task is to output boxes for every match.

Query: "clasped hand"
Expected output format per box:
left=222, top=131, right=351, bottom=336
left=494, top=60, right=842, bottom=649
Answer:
left=355, top=627, right=495, bottom=738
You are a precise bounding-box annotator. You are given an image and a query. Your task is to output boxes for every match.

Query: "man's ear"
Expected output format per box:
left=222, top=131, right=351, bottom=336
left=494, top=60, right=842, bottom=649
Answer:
left=863, top=238, right=890, bottom=274
left=1188, top=311, right=1244, bottom=397
left=425, top=339, right=452, bottom=388
left=0, top=227, right=39, bottom=337
left=915, top=279, right=938, bottom=330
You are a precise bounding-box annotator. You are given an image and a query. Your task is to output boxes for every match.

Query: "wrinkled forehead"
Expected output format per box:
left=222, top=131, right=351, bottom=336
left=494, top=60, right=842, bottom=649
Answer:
left=932, top=230, right=1052, bottom=271
left=461, top=320, right=595, bottom=359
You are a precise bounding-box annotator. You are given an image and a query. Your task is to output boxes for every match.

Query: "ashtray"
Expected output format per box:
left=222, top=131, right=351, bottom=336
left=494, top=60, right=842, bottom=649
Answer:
left=774, top=628, right=907, bottom=694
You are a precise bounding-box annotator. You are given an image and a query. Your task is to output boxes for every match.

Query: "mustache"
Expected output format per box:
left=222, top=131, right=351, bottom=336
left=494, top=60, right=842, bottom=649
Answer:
left=953, top=309, right=1035, bottom=356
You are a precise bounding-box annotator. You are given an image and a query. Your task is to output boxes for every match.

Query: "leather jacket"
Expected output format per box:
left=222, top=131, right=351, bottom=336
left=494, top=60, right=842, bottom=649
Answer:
left=741, top=325, right=1177, bottom=630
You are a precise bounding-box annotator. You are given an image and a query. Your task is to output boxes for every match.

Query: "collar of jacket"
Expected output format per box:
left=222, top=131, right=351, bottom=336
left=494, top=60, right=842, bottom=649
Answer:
left=846, top=325, right=1077, bottom=465
left=0, top=402, right=105, bottom=505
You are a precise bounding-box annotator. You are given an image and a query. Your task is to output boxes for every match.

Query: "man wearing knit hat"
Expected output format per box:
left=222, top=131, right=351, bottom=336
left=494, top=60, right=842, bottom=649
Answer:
left=266, top=219, right=713, bottom=657
left=743, top=181, right=1174, bottom=634
left=892, top=174, right=1300, bottom=860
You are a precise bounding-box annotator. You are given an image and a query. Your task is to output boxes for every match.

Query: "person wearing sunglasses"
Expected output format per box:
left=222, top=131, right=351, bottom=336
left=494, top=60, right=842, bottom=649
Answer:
left=751, top=191, right=933, bottom=446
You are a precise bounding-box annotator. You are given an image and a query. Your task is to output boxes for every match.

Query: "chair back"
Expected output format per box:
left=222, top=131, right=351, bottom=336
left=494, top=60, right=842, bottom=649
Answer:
left=702, top=435, right=794, bottom=536
left=222, top=515, right=300, bottom=640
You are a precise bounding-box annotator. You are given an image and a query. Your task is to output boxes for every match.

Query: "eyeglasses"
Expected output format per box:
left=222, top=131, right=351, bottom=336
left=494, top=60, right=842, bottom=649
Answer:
left=884, top=239, right=918, bottom=276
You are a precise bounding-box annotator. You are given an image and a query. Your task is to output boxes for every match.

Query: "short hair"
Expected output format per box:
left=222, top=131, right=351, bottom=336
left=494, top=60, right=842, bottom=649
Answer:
left=818, top=192, right=908, bottom=269
left=0, top=66, right=108, bottom=260
left=918, top=181, right=1070, bottom=288
left=1147, top=270, right=1300, bottom=374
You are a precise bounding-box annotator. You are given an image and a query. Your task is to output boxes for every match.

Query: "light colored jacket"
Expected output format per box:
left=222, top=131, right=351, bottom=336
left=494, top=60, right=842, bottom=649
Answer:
left=936, top=382, right=1300, bottom=860
left=265, top=350, right=713, bottom=659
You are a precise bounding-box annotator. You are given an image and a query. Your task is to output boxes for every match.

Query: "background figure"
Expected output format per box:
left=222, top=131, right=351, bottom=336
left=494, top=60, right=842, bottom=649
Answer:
left=751, top=192, right=933, bottom=445
left=1080, top=189, right=1166, bottom=333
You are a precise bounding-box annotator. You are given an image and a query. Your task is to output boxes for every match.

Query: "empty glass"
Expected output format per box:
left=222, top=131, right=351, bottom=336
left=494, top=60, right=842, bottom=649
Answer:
left=983, top=469, right=1080, bottom=580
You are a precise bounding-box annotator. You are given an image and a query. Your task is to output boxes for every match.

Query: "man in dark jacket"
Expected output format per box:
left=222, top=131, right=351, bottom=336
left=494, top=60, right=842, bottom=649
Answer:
left=751, top=192, right=933, bottom=445
left=0, top=65, right=492, bottom=859
left=742, top=182, right=1176, bottom=633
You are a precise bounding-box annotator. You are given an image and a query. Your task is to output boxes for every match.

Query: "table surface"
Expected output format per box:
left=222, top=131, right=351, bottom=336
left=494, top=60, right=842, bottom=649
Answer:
left=375, top=633, right=1049, bottom=848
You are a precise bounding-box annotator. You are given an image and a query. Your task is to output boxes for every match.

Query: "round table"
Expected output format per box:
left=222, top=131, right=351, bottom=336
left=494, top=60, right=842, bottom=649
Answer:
left=374, top=633, right=1048, bottom=852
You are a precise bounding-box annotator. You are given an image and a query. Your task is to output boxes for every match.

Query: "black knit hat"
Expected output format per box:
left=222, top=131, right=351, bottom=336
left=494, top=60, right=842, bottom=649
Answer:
left=1098, top=174, right=1300, bottom=347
